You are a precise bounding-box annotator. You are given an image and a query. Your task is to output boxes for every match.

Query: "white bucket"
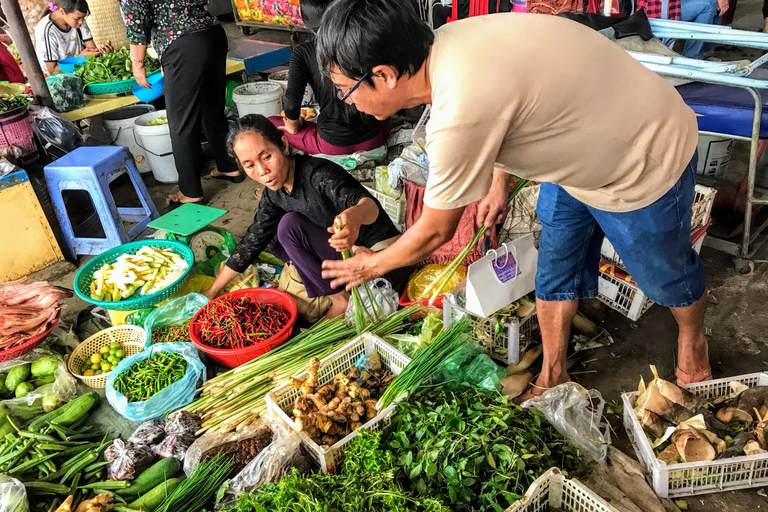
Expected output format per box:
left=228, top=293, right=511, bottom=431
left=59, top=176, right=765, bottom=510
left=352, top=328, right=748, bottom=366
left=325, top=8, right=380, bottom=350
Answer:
left=268, top=70, right=314, bottom=107
left=134, top=110, right=178, bottom=184
left=696, top=134, right=734, bottom=178
left=102, top=105, right=156, bottom=174
left=233, top=82, right=284, bottom=118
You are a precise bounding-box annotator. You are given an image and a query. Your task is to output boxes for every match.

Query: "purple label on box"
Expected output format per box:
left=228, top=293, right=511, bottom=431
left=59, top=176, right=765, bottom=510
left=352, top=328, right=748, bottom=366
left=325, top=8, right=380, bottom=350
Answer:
left=494, top=253, right=521, bottom=283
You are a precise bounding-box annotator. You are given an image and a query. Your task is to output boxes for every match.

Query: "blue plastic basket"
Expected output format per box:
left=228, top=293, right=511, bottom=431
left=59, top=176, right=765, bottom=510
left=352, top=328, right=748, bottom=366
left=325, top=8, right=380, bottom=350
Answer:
left=74, top=240, right=195, bottom=311
left=58, top=57, right=86, bottom=73
left=132, top=72, right=164, bottom=102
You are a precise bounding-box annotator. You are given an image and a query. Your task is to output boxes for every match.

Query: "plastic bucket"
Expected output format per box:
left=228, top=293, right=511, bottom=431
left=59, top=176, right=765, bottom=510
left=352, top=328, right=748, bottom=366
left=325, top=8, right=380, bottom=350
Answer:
left=232, top=82, right=284, bottom=118
left=102, top=105, right=156, bottom=174
left=190, top=288, right=298, bottom=368
left=696, top=134, right=733, bottom=179
left=134, top=109, right=178, bottom=183
left=268, top=70, right=314, bottom=106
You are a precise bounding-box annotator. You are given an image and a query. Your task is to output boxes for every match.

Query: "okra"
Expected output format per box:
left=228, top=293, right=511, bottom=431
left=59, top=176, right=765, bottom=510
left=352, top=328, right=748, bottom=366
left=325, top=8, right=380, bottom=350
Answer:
left=23, top=482, right=69, bottom=494
left=59, top=452, right=98, bottom=484
left=10, top=449, right=62, bottom=476
left=69, top=472, right=81, bottom=495
left=0, top=437, right=21, bottom=464
left=20, top=431, right=57, bottom=442
left=84, top=460, right=111, bottom=473
left=79, top=480, right=130, bottom=490
left=5, top=440, right=33, bottom=468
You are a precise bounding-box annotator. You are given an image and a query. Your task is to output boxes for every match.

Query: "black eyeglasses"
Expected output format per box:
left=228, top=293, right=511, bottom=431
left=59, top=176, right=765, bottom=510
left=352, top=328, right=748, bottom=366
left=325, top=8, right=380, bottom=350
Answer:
left=337, top=70, right=371, bottom=102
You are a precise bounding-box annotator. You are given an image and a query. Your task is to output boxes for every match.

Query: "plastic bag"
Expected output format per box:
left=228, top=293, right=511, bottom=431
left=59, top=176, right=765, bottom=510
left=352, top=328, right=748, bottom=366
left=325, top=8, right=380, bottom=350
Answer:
left=0, top=475, right=28, bottom=512
left=215, top=261, right=260, bottom=294
left=522, top=382, right=611, bottom=463
left=183, top=420, right=273, bottom=477
left=152, top=434, right=195, bottom=461
left=388, top=141, right=429, bottom=187
left=0, top=347, right=77, bottom=422
left=151, top=410, right=202, bottom=460
left=143, top=293, right=208, bottom=347
left=105, top=343, right=207, bottom=421
left=344, top=278, right=399, bottom=327
left=45, top=73, right=84, bottom=112
left=375, top=166, right=400, bottom=199
left=104, top=439, right=157, bottom=480
left=462, top=353, right=505, bottom=392
left=127, top=420, right=166, bottom=446
left=30, top=105, right=83, bottom=154
left=315, top=146, right=387, bottom=171
left=393, top=311, right=443, bottom=357
left=433, top=343, right=482, bottom=387
left=407, top=264, right=466, bottom=302
left=165, top=410, right=202, bottom=435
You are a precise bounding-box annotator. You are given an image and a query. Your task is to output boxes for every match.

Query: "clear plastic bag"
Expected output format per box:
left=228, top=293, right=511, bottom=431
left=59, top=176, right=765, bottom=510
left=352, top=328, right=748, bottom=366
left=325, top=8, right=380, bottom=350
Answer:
left=406, top=264, right=466, bottom=302
left=375, top=166, right=400, bottom=199
left=45, top=73, right=84, bottom=112
left=344, top=278, right=399, bottom=327
left=127, top=420, right=166, bottom=446
left=183, top=420, right=273, bottom=477
left=0, top=475, right=28, bottom=512
left=521, top=382, right=611, bottom=463
left=104, top=439, right=157, bottom=481
left=165, top=410, right=202, bottom=436
left=29, top=105, right=84, bottom=154
left=215, top=261, right=260, bottom=294
left=462, top=353, right=505, bottom=392
left=143, top=293, right=208, bottom=347
left=105, top=343, right=207, bottom=421
left=388, top=141, right=430, bottom=187
left=0, top=347, right=77, bottom=422
left=152, top=434, right=196, bottom=461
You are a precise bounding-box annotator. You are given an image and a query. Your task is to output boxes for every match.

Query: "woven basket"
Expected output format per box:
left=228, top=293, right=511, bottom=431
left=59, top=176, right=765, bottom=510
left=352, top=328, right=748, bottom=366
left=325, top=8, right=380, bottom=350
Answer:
left=68, top=325, right=146, bottom=388
left=85, top=0, right=129, bottom=49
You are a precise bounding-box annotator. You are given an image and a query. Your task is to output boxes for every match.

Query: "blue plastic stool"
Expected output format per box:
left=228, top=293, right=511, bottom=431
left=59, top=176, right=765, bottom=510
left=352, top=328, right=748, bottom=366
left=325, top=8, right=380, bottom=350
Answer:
left=44, top=146, right=160, bottom=256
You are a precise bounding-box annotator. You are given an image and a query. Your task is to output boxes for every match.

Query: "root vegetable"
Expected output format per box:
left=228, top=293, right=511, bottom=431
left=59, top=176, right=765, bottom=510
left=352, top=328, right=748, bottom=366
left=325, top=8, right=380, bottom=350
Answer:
left=364, top=399, right=378, bottom=420
left=55, top=496, right=74, bottom=512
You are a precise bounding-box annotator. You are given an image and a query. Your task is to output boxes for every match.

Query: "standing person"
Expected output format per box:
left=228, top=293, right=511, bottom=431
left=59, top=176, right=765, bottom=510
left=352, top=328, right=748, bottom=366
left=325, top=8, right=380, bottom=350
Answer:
left=34, top=0, right=112, bottom=75
left=316, top=5, right=709, bottom=397
left=267, top=0, right=385, bottom=155
left=122, top=0, right=241, bottom=207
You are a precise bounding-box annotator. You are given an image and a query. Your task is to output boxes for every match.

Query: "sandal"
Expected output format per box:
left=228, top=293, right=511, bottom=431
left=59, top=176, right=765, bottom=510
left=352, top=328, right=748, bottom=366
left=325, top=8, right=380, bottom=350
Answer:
left=513, top=383, right=549, bottom=405
left=676, top=366, right=712, bottom=386
left=210, top=169, right=245, bottom=183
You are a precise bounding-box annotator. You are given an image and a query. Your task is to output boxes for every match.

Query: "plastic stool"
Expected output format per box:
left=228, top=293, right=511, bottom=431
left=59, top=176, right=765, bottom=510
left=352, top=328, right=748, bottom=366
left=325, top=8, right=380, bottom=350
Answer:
left=44, top=146, right=160, bottom=257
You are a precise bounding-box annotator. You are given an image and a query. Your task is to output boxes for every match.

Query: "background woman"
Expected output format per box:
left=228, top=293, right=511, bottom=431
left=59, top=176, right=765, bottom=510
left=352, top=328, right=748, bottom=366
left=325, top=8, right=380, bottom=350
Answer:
left=122, top=0, right=240, bottom=207
left=34, top=0, right=111, bottom=75
left=204, top=115, right=407, bottom=319
left=268, top=0, right=385, bottom=156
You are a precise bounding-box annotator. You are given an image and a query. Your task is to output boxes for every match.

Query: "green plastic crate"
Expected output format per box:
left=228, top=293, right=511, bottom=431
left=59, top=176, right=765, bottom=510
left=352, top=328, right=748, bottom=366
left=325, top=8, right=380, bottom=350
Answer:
left=83, top=70, right=161, bottom=96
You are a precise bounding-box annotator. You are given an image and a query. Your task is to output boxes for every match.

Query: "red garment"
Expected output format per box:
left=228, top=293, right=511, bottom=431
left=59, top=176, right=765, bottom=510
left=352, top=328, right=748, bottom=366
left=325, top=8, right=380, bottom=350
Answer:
left=404, top=179, right=498, bottom=265
left=0, top=45, right=24, bottom=83
left=268, top=116, right=385, bottom=156
left=635, top=0, right=681, bottom=20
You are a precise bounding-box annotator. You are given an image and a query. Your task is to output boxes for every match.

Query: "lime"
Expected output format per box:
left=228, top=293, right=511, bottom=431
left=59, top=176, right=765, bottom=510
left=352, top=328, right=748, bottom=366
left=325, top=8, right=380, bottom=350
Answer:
left=83, top=369, right=95, bottom=377
left=109, top=342, right=119, bottom=350
left=115, top=349, right=125, bottom=358
left=108, top=356, right=119, bottom=365
left=100, top=363, right=112, bottom=372
left=91, top=363, right=100, bottom=370
left=99, top=346, right=110, bottom=355
left=109, top=348, right=118, bottom=355
left=90, top=353, right=102, bottom=365
left=94, top=370, right=103, bottom=375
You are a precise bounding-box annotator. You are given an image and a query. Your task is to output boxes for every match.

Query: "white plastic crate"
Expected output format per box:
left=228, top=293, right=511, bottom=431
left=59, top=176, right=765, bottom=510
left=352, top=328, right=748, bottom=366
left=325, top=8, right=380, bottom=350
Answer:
left=622, top=372, right=768, bottom=498
left=601, top=185, right=715, bottom=270
left=266, top=333, right=410, bottom=473
left=505, top=468, right=619, bottom=512
left=363, top=183, right=406, bottom=225
left=443, top=279, right=539, bottom=365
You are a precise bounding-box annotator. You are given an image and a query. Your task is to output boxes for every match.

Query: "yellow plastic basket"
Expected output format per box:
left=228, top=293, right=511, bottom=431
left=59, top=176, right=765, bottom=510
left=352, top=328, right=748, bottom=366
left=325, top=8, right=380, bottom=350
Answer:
left=68, top=326, right=147, bottom=388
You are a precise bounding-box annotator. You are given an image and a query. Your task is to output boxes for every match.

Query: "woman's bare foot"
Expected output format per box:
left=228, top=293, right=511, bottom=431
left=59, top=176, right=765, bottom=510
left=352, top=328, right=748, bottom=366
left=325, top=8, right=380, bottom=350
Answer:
left=167, top=191, right=203, bottom=204
left=513, top=373, right=571, bottom=404
left=210, top=169, right=241, bottom=178
left=325, top=290, right=351, bottom=319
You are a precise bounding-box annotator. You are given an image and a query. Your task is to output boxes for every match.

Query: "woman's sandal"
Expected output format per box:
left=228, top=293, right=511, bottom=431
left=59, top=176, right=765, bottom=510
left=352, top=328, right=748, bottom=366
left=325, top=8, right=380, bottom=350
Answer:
left=210, top=169, right=245, bottom=183
left=676, top=366, right=712, bottom=386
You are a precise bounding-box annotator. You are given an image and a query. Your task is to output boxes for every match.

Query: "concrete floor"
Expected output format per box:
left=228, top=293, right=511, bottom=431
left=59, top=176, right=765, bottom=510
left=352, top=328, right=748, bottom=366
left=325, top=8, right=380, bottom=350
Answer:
left=23, top=5, right=768, bottom=511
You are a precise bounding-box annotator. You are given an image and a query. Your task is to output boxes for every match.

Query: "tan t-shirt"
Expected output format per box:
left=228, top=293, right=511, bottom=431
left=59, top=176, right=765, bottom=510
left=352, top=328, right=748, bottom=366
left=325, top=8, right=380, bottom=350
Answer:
left=423, top=13, right=698, bottom=213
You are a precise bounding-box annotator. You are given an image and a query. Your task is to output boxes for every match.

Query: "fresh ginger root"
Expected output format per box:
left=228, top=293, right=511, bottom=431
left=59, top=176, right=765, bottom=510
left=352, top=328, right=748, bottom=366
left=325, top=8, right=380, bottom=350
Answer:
left=305, top=358, right=321, bottom=388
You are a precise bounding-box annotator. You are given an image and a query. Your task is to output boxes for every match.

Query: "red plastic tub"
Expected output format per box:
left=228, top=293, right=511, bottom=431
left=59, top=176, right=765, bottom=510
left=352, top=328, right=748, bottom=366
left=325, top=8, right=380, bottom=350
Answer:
left=190, top=288, right=298, bottom=368
left=399, top=287, right=445, bottom=309
left=0, top=310, right=60, bottom=362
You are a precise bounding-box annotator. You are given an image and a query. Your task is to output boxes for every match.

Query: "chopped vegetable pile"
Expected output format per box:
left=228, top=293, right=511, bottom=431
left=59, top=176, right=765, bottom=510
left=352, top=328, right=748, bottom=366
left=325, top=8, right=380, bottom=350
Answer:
left=146, top=113, right=168, bottom=126
left=75, top=47, right=160, bottom=84
left=193, top=296, right=290, bottom=349
left=112, top=351, right=188, bottom=402
left=0, top=95, right=31, bottom=115
left=89, top=246, right=188, bottom=302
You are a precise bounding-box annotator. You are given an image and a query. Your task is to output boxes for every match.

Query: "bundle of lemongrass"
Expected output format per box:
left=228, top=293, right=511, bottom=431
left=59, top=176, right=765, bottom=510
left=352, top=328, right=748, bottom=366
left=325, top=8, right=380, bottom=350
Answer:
left=423, top=178, right=531, bottom=305
left=184, top=306, right=420, bottom=434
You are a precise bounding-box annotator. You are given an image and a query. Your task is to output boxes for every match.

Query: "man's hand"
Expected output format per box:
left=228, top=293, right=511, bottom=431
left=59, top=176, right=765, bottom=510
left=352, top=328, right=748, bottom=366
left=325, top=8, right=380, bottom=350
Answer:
left=279, top=117, right=303, bottom=135
left=132, top=59, right=150, bottom=88
left=477, top=169, right=512, bottom=229
left=717, top=0, right=728, bottom=14
left=328, top=208, right=361, bottom=253
left=78, top=47, right=101, bottom=57
left=322, top=246, right=381, bottom=289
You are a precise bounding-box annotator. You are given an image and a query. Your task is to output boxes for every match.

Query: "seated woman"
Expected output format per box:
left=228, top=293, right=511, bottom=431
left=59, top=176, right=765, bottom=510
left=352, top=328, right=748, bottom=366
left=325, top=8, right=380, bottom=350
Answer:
left=268, top=0, right=384, bottom=156
left=34, top=0, right=111, bottom=75
left=204, top=115, right=407, bottom=318
left=680, top=0, right=727, bottom=59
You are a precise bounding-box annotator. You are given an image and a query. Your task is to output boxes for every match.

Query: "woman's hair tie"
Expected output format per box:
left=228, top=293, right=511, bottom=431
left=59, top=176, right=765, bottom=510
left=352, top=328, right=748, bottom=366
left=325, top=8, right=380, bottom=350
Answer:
left=48, top=2, right=58, bottom=11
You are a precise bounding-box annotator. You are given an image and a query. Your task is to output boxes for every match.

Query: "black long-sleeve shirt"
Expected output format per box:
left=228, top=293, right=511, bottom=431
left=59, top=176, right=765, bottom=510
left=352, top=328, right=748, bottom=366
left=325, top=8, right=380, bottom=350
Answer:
left=227, top=155, right=400, bottom=273
left=284, top=41, right=383, bottom=147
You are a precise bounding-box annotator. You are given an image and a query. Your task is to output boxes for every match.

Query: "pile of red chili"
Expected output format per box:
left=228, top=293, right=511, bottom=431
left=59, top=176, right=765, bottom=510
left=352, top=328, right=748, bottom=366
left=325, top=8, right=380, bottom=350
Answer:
left=194, top=296, right=290, bottom=349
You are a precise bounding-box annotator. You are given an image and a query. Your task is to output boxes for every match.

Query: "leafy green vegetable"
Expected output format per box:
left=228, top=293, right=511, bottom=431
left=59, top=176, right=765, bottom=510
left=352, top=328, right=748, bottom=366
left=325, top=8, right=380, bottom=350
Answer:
left=0, top=95, right=30, bottom=115
left=74, top=47, right=160, bottom=85
left=386, top=384, right=587, bottom=512
left=46, top=74, right=83, bottom=112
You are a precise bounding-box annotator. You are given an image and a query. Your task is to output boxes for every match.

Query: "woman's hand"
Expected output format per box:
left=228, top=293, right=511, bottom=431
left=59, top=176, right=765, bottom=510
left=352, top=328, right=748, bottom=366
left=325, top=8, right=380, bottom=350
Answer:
left=322, top=246, right=382, bottom=290
left=202, top=287, right=218, bottom=301
left=717, top=0, right=728, bottom=14
left=97, top=41, right=114, bottom=54
left=132, top=59, right=150, bottom=89
left=279, top=117, right=303, bottom=135
left=328, top=208, right=361, bottom=253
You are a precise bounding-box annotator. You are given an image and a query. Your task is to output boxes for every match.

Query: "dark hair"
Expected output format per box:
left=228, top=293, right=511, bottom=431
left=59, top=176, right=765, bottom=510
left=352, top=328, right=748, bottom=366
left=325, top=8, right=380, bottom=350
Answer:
left=226, top=114, right=287, bottom=159
left=315, top=0, right=433, bottom=84
left=299, top=0, right=333, bottom=33
left=44, top=0, right=89, bottom=17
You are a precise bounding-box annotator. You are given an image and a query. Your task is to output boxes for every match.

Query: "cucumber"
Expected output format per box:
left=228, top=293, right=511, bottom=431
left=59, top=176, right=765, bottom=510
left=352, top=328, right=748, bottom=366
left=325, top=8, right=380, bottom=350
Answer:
left=28, top=392, right=100, bottom=433
left=117, top=458, right=180, bottom=500
left=128, top=477, right=183, bottom=511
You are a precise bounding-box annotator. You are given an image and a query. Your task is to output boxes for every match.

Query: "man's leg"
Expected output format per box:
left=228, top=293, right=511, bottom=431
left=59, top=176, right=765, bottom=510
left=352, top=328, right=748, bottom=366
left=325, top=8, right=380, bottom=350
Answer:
left=535, top=299, right=578, bottom=390
left=671, top=293, right=710, bottom=381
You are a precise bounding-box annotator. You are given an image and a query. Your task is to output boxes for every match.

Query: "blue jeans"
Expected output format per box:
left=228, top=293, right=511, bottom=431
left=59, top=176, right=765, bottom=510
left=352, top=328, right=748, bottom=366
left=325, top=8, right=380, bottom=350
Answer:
left=535, top=154, right=706, bottom=308
left=680, top=0, right=719, bottom=59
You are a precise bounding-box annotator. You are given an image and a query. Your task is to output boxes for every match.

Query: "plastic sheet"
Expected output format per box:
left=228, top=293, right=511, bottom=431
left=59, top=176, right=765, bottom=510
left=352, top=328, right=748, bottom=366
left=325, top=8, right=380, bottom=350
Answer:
left=433, top=344, right=506, bottom=392
left=0, top=347, right=77, bottom=422
left=104, top=439, right=157, bottom=480
left=375, top=166, right=400, bottom=199
left=143, top=293, right=208, bottom=347
left=388, top=141, right=429, bottom=187
left=45, top=73, right=84, bottom=113
left=344, top=278, right=399, bottom=327
left=522, top=382, right=611, bottom=463
left=0, top=475, right=28, bottom=512
left=29, top=105, right=83, bottom=154
left=407, top=263, right=466, bottom=302
left=105, top=343, right=206, bottom=421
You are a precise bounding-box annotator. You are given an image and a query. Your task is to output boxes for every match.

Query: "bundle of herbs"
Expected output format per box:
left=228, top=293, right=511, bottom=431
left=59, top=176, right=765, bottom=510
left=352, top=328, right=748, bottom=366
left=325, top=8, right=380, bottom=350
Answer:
left=385, top=384, right=587, bottom=512
left=223, top=430, right=449, bottom=512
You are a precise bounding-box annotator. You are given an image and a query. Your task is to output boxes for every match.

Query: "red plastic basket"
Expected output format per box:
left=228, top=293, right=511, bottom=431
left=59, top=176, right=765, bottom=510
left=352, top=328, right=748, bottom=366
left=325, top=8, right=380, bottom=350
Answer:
left=0, top=108, right=37, bottom=160
left=190, top=288, right=298, bottom=368
left=399, top=287, right=445, bottom=309
left=0, top=310, right=60, bottom=362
